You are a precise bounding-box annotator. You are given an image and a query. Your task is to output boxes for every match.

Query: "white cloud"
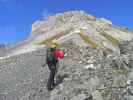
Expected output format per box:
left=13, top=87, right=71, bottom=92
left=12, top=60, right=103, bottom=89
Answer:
left=42, top=10, right=53, bottom=20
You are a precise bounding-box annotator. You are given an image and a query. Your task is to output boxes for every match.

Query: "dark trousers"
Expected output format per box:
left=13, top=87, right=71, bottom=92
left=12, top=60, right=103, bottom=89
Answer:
left=47, top=64, right=56, bottom=90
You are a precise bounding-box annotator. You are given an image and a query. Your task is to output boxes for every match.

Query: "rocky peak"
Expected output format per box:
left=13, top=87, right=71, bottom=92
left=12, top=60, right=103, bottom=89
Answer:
left=31, top=11, right=95, bottom=32
left=26, top=11, right=133, bottom=56
left=4, top=11, right=133, bottom=57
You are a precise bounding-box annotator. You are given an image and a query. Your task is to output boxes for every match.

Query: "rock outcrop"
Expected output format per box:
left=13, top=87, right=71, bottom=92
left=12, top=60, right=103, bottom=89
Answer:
left=5, top=11, right=133, bottom=56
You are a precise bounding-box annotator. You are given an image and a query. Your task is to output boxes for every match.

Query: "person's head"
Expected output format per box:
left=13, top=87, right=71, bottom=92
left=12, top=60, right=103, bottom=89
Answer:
left=51, top=44, right=57, bottom=49
left=50, top=39, right=58, bottom=49
left=52, top=39, right=58, bottom=44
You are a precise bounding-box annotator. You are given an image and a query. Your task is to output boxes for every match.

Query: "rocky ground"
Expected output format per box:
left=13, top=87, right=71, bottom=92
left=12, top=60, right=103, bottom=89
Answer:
left=0, top=39, right=133, bottom=100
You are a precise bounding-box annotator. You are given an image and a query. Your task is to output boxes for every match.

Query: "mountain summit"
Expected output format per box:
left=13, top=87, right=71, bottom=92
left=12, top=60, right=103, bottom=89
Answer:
left=6, top=10, right=133, bottom=56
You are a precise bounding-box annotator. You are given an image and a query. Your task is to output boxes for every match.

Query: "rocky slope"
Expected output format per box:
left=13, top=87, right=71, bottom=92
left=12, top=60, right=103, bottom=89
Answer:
left=0, top=40, right=133, bottom=100
left=6, top=11, right=133, bottom=56
left=0, top=11, right=133, bottom=100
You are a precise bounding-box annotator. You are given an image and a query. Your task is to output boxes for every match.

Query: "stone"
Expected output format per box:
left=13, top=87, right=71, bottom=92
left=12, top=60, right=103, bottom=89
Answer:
left=127, top=96, right=133, bottom=100
left=112, top=75, right=127, bottom=88
left=92, top=90, right=103, bottom=100
left=70, top=94, right=87, bottom=100
left=78, top=61, right=83, bottom=64
left=127, top=80, right=131, bottom=85
left=64, top=53, right=68, bottom=57
left=90, top=76, right=100, bottom=88
left=84, top=64, right=96, bottom=69
left=128, top=72, right=133, bottom=81
left=128, top=86, right=133, bottom=95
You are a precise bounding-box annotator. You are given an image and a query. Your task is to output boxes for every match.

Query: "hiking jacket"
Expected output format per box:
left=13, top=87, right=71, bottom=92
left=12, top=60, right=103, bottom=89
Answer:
left=46, top=48, right=58, bottom=67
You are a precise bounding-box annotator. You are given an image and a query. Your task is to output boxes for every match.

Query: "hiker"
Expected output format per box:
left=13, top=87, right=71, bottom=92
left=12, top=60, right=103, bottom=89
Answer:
left=46, top=40, right=64, bottom=90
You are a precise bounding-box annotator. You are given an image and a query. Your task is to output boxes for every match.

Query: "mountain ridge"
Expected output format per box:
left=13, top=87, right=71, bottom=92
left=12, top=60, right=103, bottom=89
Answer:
left=5, top=10, right=133, bottom=57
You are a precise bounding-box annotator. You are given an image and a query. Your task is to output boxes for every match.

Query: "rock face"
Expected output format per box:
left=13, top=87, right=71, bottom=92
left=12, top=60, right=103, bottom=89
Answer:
left=6, top=11, right=133, bottom=56
left=0, top=11, right=133, bottom=100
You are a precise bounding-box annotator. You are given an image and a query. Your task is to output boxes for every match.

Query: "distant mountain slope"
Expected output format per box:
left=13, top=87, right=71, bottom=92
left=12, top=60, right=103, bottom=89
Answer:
left=5, top=11, right=133, bottom=56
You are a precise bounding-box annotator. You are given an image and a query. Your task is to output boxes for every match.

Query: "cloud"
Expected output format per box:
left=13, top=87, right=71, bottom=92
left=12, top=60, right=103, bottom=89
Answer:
left=42, top=10, right=53, bottom=20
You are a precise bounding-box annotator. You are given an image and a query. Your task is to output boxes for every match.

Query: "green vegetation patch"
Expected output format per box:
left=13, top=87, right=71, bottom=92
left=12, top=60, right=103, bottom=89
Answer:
left=37, top=32, right=67, bottom=45
left=99, top=31, right=120, bottom=46
left=78, top=32, right=99, bottom=49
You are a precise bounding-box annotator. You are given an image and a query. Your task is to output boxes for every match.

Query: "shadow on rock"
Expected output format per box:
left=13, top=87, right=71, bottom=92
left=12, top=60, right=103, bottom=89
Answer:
left=55, top=74, right=69, bottom=86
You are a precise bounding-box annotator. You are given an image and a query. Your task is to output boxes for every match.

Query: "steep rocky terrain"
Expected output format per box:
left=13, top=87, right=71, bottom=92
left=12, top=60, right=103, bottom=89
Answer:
left=0, top=40, right=133, bottom=100
left=6, top=11, right=133, bottom=56
left=0, top=11, right=133, bottom=100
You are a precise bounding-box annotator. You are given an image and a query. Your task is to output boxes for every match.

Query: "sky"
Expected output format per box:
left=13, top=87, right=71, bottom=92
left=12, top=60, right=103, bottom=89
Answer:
left=0, top=0, right=133, bottom=44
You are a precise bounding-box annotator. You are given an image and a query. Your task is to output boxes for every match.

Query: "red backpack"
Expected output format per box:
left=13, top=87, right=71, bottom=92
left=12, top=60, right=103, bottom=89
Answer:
left=54, top=49, right=64, bottom=59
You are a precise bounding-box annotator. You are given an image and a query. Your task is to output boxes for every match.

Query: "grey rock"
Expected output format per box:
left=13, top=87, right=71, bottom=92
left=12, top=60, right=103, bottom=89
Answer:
left=70, top=94, right=87, bottom=100
left=92, top=90, right=103, bottom=100
left=128, top=86, right=133, bottom=95
left=127, top=96, right=133, bottom=100
left=89, top=76, right=100, bottom=88
left=128, top=72, right=133, bottom=82
left=112, top=75, right=127, bottom=88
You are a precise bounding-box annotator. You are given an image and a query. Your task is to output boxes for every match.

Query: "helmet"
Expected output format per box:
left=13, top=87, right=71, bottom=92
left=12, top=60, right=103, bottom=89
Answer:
left=51, top=44, right=57, bottom=48
left=52, top=39, right=58, bottom=44
left=51, top=39, right=58, bottom=48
